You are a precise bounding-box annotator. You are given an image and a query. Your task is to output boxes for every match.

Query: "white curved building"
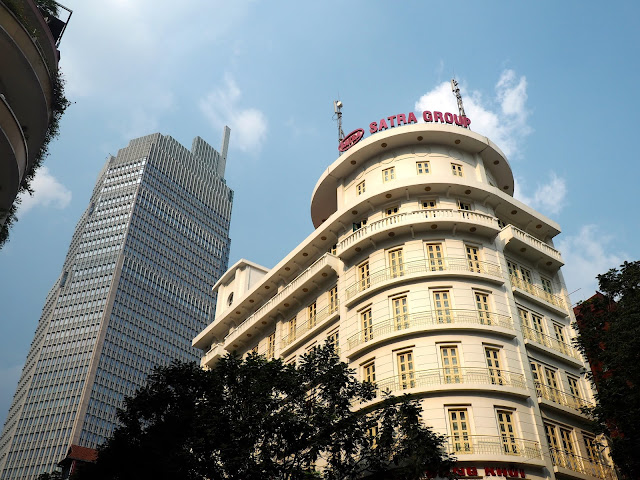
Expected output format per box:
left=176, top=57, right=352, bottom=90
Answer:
left=194, top=118, right=615, bottom=480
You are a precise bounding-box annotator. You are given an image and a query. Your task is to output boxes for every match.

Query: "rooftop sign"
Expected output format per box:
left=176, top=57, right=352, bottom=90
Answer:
left=338, top=110, right=471, bottom=152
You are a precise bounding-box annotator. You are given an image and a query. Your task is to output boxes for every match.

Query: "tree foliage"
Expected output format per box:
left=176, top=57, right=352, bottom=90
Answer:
left=574, top=260, right=640, bottom=480
left=75, top=344, right=454, bottom=480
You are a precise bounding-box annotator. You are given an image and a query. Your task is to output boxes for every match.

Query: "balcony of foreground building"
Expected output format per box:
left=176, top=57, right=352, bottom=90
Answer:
left=446, top=435, right=543, bottom=462
left=499, top=224, right=564, bottom=270
left=337, top=209, right=501, bottom=259
left=212, top=253, right=340, bottom=354
left=346, top=309, right=515, bottom=357
left=344, top=257, right=503, bottom=306
left=371, top=367, right=527, bottom=398
left=280, top=301, right=340, bottom=355
left=0, top=94, right=28, bottom=215
left=535, top=383, right=594, bottom=418
left=521, top=324, right=582, bottom=364
left=510, top=275, right=568, bottom=315
left=550, top=448, right=617, bottom=480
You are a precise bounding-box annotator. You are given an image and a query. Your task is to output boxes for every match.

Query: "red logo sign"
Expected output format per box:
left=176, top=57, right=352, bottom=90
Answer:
left=338, top=128, right=365, bottom=152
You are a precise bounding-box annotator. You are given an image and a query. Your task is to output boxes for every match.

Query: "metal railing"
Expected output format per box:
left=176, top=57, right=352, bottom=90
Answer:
left=222, top=253, right=337, bottom=343
left=345, top=258, right=502, bottom=300
left=347, top=309, right=513, bottom=350
left=501, top=225, right=563, bottom=263
left=510, top=275, right=566, bottom=310
left=372, top=367, right=526, bottom=393
left=281, top=302, right=340, bottom=347
left=338, top=209, right=500, bottom=252
left=446, top=435, right=542, bottom=459
left=535, top=382, right=594, bottom=411
left=521, top=325, right=581, bottom=360
left=550, top=448, right=616, bottom=479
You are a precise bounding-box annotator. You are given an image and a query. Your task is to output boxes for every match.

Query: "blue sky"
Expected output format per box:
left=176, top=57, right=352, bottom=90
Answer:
left=1, top=1, right=639, bottom=420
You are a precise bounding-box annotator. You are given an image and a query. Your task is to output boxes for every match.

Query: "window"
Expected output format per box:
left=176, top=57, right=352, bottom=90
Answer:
left=497, top=410, right=518, bottom=454
left=251, top=345, right=259, bottom=355
left=416, top=161, right=430, bottom=174
left=388, top=248, right=404, bottom=278
left=384, top=205, right=399, bottom=217
left=485, top=347, right=502, bottom=384
left=567, top=376, right=581, bottom=401
left=507, top=260, right=532, bottom=284
left=356, top=181, right=365, bottom=195
left=448, top=409, right=471, bottom=453
left=227, top=292, right=234, bottom=306
left=530, top=360, right=542, bottom=389
left=544, top=367, right=560, bottom=402
left=288, top=316, right=297, bottom=338
left=392, top=296, right=409, bottom=330
left=308, top=302, right=317, bottom=328
left=433, top=290, right=452, bottom=323
left=426, top=243, right=444, bottom=271
left=475, top=291, right=492, bottom=325
left=327, top=329, right=339, bottom=352
left=451, top=163, right=463, bottom=176
left=397, top=351, right=415, bottom=389
left=328, top=285, right=338, bottom=313
left=559, top=428, right=579, bottom=470
left=531, top=313, right=545, bottom=336
left=466, top=245, right=481, bottom=273
left=358, top=261, right=370, bottom=291
left=382, top=167, right=395, bottom=182
left=267, top=333, right=275, bottom=359
left=422, top=199, right=437, bottom=210
left=441, top=346, right=460, bottom=383
left=457, top=200, right=472, bottom=219
left=329, top=244, right=337, bottom=255
left=541, top=276, right=553, bottom=294
left=583, top=435, right=603, bottom=468
left=363, top=361, right=376, bottom=385
left=353, top=219, right=367, bottom=232
left=361, top=309, right=373, bottom=342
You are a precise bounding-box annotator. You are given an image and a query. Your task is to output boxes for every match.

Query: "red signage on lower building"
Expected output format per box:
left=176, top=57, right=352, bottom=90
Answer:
left=338, top=128, right=365, bottom=152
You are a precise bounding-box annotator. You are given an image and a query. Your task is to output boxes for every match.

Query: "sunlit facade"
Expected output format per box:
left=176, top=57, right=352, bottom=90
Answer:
left=0, top=132, right=233, bottom=479
left=195, top=120, right=616, bottom=480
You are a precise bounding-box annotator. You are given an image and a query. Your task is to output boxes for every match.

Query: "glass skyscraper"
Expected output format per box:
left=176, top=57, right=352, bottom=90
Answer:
left=0, top=131, right=234, bottom=479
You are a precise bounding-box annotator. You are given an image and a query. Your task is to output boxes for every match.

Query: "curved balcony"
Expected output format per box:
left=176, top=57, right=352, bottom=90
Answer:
left=446, top=435, right=542, bottom=461
left=281, top=302, right=339, bottom=354
left=0, top=95, right=28, bottom=212
left=346, top=309, right=515, bottom=357
left=337, top=209, right=501, bottom=259
left=550, top=448, right=616, bottom=480
left=521, top=324, right=582, bottom=365
left=500, top=224, right=564, bottom=270
left=510, top=275, right=567, bottom=315
left=345, top=257, right=503, bottom=306
left=535, top=382, right=594, bottom=417
left=372, top=367, right=527, bottom=396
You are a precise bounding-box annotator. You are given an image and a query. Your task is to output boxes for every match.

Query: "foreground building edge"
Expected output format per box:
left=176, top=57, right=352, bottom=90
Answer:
left=194, top=123, right=617, bottom=480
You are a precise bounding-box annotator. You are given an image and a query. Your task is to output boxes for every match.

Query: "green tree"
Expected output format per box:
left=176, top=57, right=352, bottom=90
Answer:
left=574, top=260, right=640, bottom=480
left=75, top=344, right=454, bottom=480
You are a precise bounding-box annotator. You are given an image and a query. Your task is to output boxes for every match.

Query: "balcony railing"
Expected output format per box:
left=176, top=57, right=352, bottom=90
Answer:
left=446, top=435, right=542, bottom=459
left=281, top=302, right=340, bottom=348
left=221, top=253, right=338, bottom=343
left=535, top=382, right=594, bottom=411
left=347, top=309, right=514, bottom=350
left=345, top=258, right=502, bottom=300
left=550, top=448, right=616, bottom=480
left=373, top=367, right=526, bottom=394
left=510, top=275, right=566, bottom=310
left=338, top=209, right=500, bottom=253
left=501, top=224, right=564, bottom=264
left=521, top=325, right=581, bottom=360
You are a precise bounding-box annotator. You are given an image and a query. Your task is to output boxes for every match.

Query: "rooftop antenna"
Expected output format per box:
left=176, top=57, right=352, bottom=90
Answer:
left=451, top=78, right=468, bottom=128
left=333, top=100, right=345, bottom=144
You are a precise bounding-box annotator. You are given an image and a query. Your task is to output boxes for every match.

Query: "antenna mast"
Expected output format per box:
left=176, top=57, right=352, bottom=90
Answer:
left=334, top=100, right=345, bottom=143
left=451, top=79, right=468, bottom=128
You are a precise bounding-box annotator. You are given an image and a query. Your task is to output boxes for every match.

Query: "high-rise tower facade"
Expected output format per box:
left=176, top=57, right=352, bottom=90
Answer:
left=0, top=131, right=233, bottom=479
left=194, top=117, right=616, bottom=480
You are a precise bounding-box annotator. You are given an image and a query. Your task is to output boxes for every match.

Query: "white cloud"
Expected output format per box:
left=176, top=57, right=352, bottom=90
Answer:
left=199, top=75, right=267, bottom=153
left=556, top=225, right=626, bottom=304
left=17, top=167, right=72, bottom=215
left=514, top=172, right=567, bottom=216
left=415, top=69, right=531, bottom=158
